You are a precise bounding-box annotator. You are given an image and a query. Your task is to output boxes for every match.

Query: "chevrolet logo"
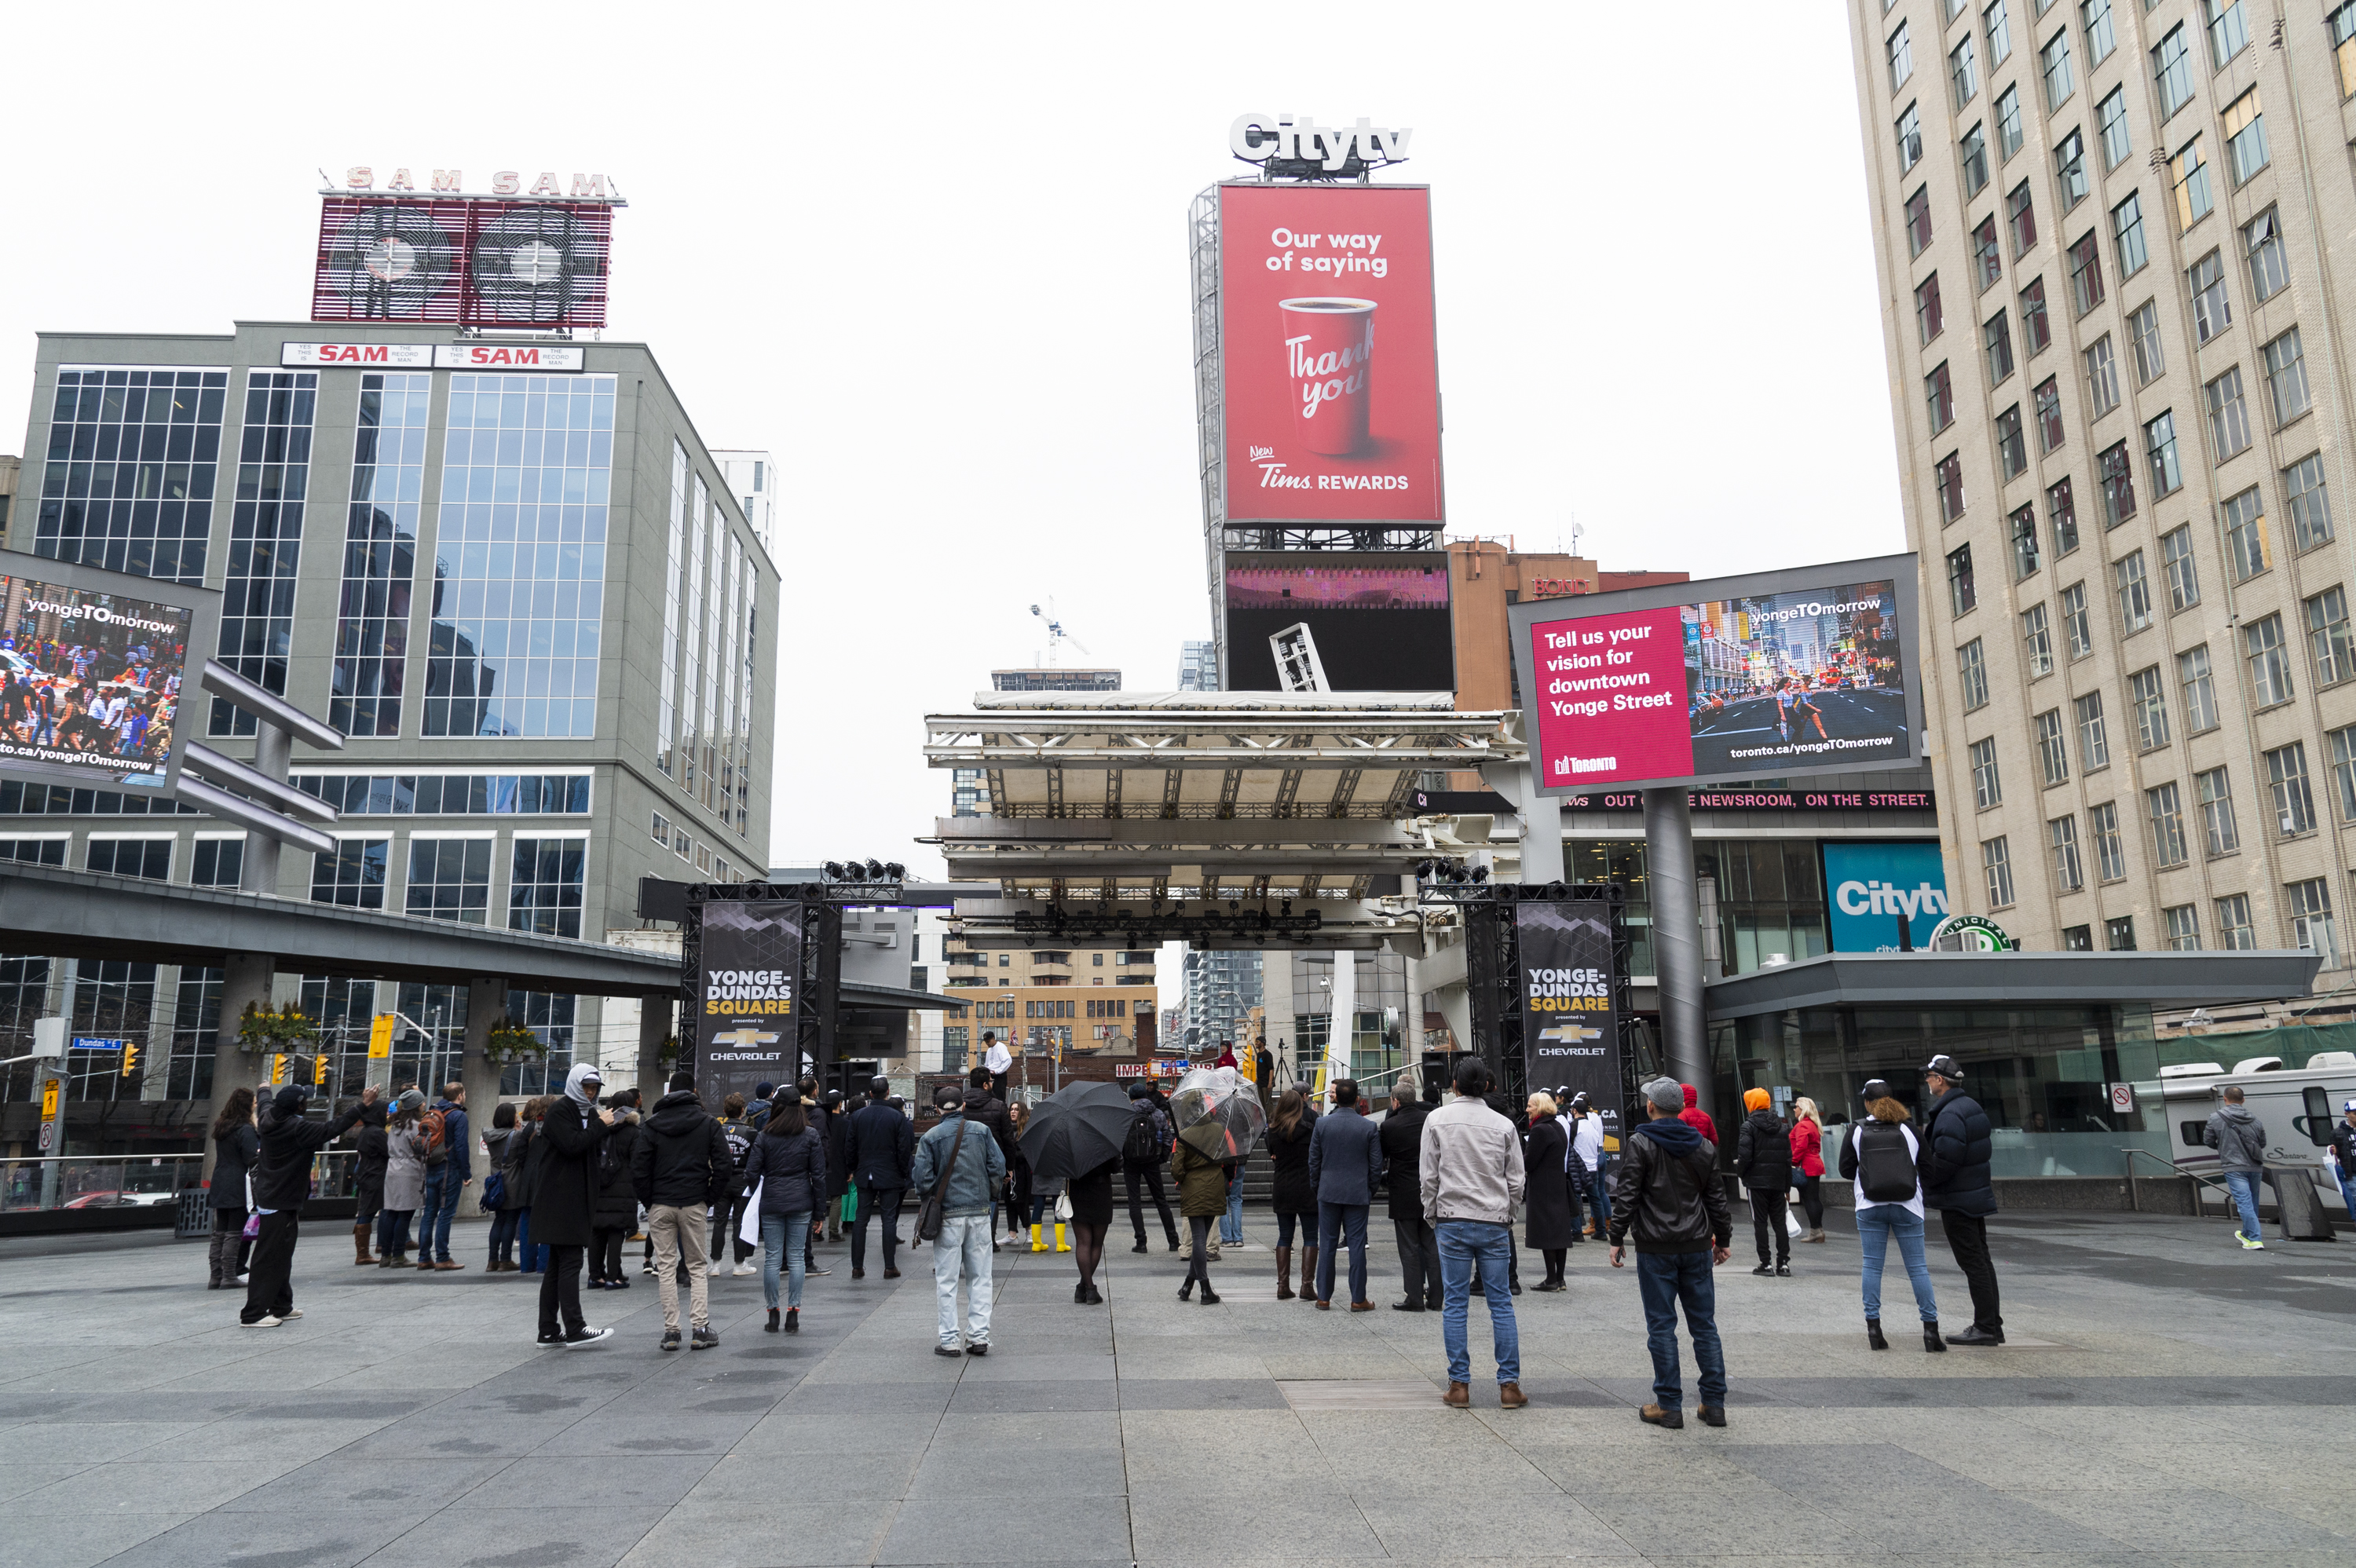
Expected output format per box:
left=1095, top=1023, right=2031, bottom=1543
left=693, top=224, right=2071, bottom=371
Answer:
left=1536, top=1022, right=1604, bottom=1046
left=711, top=1025, right=779, bottom=1051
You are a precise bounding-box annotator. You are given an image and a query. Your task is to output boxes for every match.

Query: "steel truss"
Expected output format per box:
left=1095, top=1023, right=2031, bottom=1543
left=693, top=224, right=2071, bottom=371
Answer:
left=1447, top=883, right=1640, bottom=1115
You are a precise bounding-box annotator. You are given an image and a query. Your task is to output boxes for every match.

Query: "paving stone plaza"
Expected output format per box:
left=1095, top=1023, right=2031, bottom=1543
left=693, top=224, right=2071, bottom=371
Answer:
left=2, top=1206, right=2353, bottom=1568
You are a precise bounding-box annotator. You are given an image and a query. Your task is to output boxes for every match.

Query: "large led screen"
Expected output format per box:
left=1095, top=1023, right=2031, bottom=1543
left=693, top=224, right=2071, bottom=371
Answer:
left=1223, top=554, right=1452, bottom=693
left=0, top=550, right=214, bottom=793
left=1509, top=555, right=1922, bottom=794
left=1217, top=184, right=1443, bottom=527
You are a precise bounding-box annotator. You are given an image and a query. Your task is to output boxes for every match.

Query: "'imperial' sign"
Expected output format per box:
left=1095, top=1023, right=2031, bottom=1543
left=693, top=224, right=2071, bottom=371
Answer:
left=281, top=344, right=587, bottom=371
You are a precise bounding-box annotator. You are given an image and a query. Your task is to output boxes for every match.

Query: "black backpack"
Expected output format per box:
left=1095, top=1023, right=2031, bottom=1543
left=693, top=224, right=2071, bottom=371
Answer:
left=1123, top=1104, right=1164, bottom=1164
left=1855, top=1121, right=1919, bottom=1204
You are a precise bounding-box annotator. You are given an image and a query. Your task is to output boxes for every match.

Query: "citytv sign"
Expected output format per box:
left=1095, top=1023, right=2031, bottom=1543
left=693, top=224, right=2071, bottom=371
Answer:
left=1821, top=841, right=1948, bottom=953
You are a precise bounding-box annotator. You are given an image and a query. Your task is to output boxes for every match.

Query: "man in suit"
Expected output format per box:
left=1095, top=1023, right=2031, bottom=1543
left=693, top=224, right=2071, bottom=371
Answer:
left=843, top=1076, right=916, bottom=1279
left=1381, top=1080, right=1442, bottom=1312
left=1305, top=1078, right=1385, bottom=1310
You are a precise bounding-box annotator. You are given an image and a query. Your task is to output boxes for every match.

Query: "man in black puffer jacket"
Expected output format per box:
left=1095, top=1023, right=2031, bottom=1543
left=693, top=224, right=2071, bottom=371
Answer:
left=241, top=1084, right=377, bottom=1327
left=632, top=1073, right=731, bottom=1351
left=1732, top=1089, right=1794, bottom=1277
left=1919, top=1054, right=2002, bottom=1345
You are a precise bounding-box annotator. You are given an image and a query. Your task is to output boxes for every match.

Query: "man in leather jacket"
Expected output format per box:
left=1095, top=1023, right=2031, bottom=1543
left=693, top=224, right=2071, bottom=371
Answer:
left=1608, top=1078, right=1732, bottom=1431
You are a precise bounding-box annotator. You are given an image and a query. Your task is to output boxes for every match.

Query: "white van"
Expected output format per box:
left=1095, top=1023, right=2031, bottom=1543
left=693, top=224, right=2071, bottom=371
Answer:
left=2151, top=1051, right=2356, bottom=1214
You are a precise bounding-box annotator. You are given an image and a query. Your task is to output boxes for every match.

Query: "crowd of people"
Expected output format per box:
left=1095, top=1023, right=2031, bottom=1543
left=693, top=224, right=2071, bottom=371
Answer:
left=201, top=1051, right=2021, bottom=1420
left=0, top=631, right=181, bottom=763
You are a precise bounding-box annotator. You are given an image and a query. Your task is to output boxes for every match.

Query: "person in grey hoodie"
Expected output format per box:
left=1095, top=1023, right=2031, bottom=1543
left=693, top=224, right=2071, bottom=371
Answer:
left=911, top=1084, right=1007, bottom=1357
left=2204, top=1085, right=2270, bottom=1251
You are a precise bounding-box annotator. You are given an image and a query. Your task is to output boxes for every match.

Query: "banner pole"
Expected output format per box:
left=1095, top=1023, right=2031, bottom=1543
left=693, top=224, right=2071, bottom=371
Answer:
left=1642, top=787, right=1714, bottom=1135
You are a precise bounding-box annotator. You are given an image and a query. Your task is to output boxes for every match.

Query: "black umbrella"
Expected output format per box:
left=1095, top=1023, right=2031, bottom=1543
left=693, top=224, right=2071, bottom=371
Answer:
left=1017, top=1080, right=1136, bottom=1180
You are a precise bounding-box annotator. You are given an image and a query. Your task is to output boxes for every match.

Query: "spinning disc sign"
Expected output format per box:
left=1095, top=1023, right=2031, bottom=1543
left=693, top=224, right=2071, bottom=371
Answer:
left=1516, top=900, right=1623, bottom=1142
left=694, top=901, right=803, bottom=1108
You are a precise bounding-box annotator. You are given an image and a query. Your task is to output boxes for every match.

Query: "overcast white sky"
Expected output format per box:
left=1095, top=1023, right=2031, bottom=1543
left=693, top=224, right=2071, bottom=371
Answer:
left=0, top=2, right=1903, bottom=879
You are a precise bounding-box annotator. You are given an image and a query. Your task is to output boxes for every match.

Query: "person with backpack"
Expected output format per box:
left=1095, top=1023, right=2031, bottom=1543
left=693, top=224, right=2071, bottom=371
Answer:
left=914, top=1083, right=1008, bottom=1354
left=743, top=1092, right=827, bottom=1333
left=843, top=1076, right=915, bottom=1280
left=631, top=1071, right=731, bottom=1351
left=1839, top=1079, right=1945, bottom=1353
left=587, top=1091, right=641, bottom=1292
left=1121, top=1081, right=1180, bottom=1255
left=416, top=1083, right=470, bottom=1271
left=380, top=1088, right=429, bottom=1269
left=710, top=1092, right=758, bottom=1277
left=1608, top=1078, right=1733, bottom=1431
left=1920, top=1054, right=2003, bottom=1345
left=1732, top=1087, right=1794, bottom=1277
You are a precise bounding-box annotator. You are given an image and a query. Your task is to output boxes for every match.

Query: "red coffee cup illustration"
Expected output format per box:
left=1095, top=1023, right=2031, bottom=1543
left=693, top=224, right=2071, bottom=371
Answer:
left=1279, top=297, right=1375, bottom=455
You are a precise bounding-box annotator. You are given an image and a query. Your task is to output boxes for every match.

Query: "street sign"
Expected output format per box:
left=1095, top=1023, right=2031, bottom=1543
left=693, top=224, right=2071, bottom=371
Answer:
left=39, top=1077, right=59, bottom=1120
left=37, top=1121, right=54, bottom=1152
left=368, top=1014, right=395, bottom=1059
left=70, top=1036, right=127, bottom=1053
left=2109, top=1082, right=2135, bottom=1113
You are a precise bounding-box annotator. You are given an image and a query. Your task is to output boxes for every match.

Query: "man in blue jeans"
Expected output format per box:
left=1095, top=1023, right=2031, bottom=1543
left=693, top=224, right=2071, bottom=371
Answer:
left=418, top=1084, right=471, bottom=1270
left=1608, top=1076, right=1733, bottom=1430
left=1307, top=1078, right=1384, bottom=1310
left=1418, top=1057, right=1527, bottom=1408
left=2204, top=1084, right=2270, bottom=1251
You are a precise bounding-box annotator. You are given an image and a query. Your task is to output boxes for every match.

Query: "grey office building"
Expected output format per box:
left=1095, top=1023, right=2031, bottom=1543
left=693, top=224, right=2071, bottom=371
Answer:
left=3, top=322, right=775, bottom=1142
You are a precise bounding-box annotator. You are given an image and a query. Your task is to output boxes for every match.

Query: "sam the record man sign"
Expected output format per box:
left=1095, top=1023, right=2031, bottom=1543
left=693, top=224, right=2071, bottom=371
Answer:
left=691, top=898, right=803, bottom=1108
left=1516, top=900, right=1624, bottom=1144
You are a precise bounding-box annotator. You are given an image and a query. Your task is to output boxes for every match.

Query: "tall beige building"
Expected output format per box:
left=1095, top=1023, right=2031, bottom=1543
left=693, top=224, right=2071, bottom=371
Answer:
left=1849, top=0, right=2356, bottom=973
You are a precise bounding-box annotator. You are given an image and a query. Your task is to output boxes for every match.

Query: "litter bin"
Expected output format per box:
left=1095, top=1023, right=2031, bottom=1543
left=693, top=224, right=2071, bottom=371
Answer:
left=174, top=1190, right=211, bottom=1240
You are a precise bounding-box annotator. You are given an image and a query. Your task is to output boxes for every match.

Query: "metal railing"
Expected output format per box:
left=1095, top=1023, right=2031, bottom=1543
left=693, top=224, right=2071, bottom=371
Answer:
left=2119, top=1146, right=2230, bottom=1217
left=2, top=1148, right=361, bottom=1214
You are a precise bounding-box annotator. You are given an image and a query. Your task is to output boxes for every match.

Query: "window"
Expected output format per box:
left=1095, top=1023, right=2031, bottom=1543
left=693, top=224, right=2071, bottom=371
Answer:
left=1897, top=103, right=1925, bottom=172
left=2222, top=90, right=2268, bottom=185
left=1974, top=217, right=2004, bottom=291
left=1959, top=638, right=1992, bottom=710
left=2076, top=689, right=2112, bottom=768
left=2286, top=455, right=2335, bottom=550
left=1940, top=455, right=1969, bottom=524
left=2216, top=893, right=2257, bottom=948
left=2107, top=916, right=2138, bottom=952
left=188, top=837, right=243, bottom=887
left=2171, top=138, right=2214, bottom=230
left=312, top=838, right=390, bottom=910
left=2083, top=0, right=2116, bottom=61
left=1999, top=409, right=2029, bottom=481
left=2054, top=130, right=2087, bottom=209
left=1926, top=364, right=1955, bottom=432
left=210, top=369, right=319, bottom=738
left=1906, top=187, right=1933, bottom=256
left=2007, top=181, right=2038, bottom=255
left=2161, top=524, right=2200, bottom=611
left=2069, top=232, right=2105, bottom=314
left=509, top=835, right=587, bottom=938
left=2033, top=378, right=2064, bottom=451
left=2306, top=584, right=2354, bottom=685
left=2021, top=279, right=2051, bottom=354
left=1971, top=736, right=2004, bottom=807
left=2048, top=477, right=2080, bottom=552
left=1996, top=84, right=2025, bottom=159
left=2331, top=724, right=2356, bottom=820
left=35, top=366, right=226, bottom=583
left=2131, top=664, right=2171, bottom=748
left=2127, top=301, right=2164, bottom=385
left=2113, top=193, right=2149, bottom=277
left=1916, top=273, right=1945, bottom=343
left=2244, top=210, right=2288, bottom=302
left=2098, top=440, right=2135, bottom=523
left=2245, top=613, right=2294, bottom=707
left=2206, top=0, right=2248, bottom=68
left=2087, top=338, right=2120, bottom=418
left=2064, top=924, right=2094, bottom=950
left=292, top=773, right=594, bottom=816
left=2222, top=486, right=2270, bottom=582
left=1890, top=20, right=1915, bottom=90
left=2115, top=548, right=2153, bottom=632
left=2049, top=814, right=2085, bottom=888
left=2286, top=876, right=2336, bottom=966
left=2180, top=262, right=2232, bottom=353
left=2012, top=502, right=2041, bottom=575
left=2153, top=26, right=2193, bottom=119
left=404, top=836, right=493, bottom=925
left=2337, top=2, right=2356, bottom=97
left=2098, top=87, right=2131, bottom=169
left=1949, top=542, right=1977, bottom=612
left=649, top=810, right=670, bottom=844
left=2148, top=782, right=2189, bottom=867
left=1988, top=0, right=2014, bottom=61
left=2023, top=602, right=2057, bottom=674
left=2091, top=801, right=2127, bottom=879
left=2204, top=367, right=2252, bottom=461
left=1952, top=35, right=1981, bottom=107
left=2263, top=329, right=2310, bottom=426
left=2063, top=581, right=2093, bottom=656
left=2037, top=708, right=2071, bottom=783
left=2197, top=766, right=2240, bottom=855
left=86, top=837, right=170, bottom=881
left=2042, top=27, right=2075, bottom=108
left=2143, top=411, right=2182, bottom=497
left=2179, top=645, right=2219, bottom=732
left=1983, top=836, right=2018, bottom=906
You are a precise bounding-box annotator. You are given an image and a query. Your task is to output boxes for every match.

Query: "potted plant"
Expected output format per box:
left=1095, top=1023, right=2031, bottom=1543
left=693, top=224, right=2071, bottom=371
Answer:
left=483, top=1015, right=547, bottom=1065
left=236, top=1002, right=320, bottom=1055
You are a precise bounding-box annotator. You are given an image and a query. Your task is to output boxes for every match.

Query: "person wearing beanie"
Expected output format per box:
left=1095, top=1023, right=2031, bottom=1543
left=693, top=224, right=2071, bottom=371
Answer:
left=1608, top=1077, right=1732, bottom=1429
left=1732, top=1087, right=1794, bottom=1277
left=240, top=1083, right=377, bottom=1327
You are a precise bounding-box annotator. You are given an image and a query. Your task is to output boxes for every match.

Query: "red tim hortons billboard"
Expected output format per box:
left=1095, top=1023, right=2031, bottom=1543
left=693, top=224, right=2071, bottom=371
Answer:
left=312, top=198, right=613, bottom=329
left=1217, top=184, right=1442, bottom=526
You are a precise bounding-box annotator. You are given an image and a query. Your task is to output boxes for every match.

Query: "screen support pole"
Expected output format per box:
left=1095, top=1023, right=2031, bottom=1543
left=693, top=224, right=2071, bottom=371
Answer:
left=1642, top=786, right=1713, bottom=1133
left=1520, top=761, right=1564, bottom=882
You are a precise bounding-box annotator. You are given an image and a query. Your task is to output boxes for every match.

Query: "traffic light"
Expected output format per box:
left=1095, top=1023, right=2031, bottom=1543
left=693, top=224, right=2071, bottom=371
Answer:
left=313, top=1054, right=330, bottom=1087
left=119, top=1042, right=139, bottom=1080
left=269, top=1053, right=287, bottom=1085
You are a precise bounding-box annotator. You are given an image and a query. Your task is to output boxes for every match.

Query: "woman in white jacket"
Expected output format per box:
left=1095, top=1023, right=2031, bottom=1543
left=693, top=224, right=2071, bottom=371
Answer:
left=1835, top=1080, right=1944, bottom=1353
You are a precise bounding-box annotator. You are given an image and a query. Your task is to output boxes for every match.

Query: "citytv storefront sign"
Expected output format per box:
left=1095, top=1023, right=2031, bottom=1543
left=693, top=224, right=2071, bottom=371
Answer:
left=1822, top=841, right=1948, bottom=953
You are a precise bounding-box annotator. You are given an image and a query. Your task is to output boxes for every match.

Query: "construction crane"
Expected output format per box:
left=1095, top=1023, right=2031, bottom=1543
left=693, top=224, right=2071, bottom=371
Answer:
left=1029, top=601, right=1090, bottom=667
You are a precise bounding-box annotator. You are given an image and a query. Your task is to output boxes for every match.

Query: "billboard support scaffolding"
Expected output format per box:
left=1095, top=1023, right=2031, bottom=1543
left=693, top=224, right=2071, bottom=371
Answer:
left=1435, top=883, right=1638, bottom=1129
